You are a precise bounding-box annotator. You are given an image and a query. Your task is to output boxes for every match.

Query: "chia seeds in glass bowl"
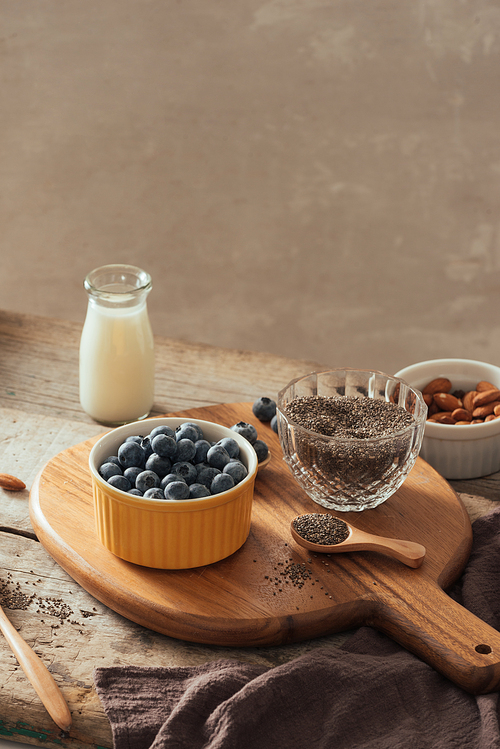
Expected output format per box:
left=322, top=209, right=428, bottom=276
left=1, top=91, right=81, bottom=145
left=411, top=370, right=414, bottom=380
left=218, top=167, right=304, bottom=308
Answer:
left=277, top=369, right=427, bottom=512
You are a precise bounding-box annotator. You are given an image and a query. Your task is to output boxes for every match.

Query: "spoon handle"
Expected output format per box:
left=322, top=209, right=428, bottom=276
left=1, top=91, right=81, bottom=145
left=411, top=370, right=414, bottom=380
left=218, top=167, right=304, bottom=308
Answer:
left=0, top=605, right=72, bottom=731
left=349, top=531, right=426, bottom=568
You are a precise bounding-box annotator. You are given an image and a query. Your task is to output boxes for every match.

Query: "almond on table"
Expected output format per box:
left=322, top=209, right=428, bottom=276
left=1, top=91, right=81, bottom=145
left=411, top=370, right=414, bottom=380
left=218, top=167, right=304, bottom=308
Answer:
left=0, top=473, right=26, bottom=491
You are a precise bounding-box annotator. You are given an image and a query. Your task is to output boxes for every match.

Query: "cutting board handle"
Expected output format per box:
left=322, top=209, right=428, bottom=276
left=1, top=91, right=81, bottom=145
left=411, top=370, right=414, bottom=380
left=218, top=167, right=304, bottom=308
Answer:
left=373, top=580, right=500, bottom=694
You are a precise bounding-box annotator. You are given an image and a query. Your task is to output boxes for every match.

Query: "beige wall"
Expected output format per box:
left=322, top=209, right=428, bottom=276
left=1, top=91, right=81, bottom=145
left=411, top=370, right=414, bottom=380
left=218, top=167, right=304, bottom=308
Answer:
left=2, top=0, right=500, bottom=376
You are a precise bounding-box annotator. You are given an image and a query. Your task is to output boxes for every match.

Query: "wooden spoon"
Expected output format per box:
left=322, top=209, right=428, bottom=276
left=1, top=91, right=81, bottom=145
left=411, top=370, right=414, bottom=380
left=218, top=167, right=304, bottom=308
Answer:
left=291, top=513, right=426, bottom=569
left=0, top=603, right=72, bottom=731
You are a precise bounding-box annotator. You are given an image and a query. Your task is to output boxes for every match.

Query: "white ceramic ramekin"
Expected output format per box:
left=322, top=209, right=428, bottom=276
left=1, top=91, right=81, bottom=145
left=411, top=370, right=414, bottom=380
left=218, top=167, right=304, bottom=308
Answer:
left=395, top=359, right=500, bottom=480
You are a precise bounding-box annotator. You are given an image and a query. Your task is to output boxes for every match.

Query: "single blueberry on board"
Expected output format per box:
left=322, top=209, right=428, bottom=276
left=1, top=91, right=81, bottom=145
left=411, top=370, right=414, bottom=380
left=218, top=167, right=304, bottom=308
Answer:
left=270, top=415, right=278, bottom=434
left=136, top=470, right=161, bottom=493
left=207, top=445, right=231, bottom=470
left=189, top=483, right=211, bottom=498
left=223, top=460, right=248, bottom=484
left=230, top=422, right=258, bottom=444
left=253, top=439, right=269, bottom=462
left=143, top=488, right=165, bottom=499
left=211, top=473, right=235, bottom=495
left=252, top=397, right=276, bottom=422
left=194, top=439, right=211, bottom=464
left=145, top=453, right=172, bottom=479
left=107, top=474, right=132, bottom=492
left=171, top=461, right=198, bottom=485
left=149, top=425, right=175, bottom=440
left=118, top=441, right=146, bottom=469
left=196, top=465, right=221, bottom=489
left=176, top=438, right=197, bottom=463
left=216, top=437, right=240, bottom=459
left=151, top=434, right=178, bottom=460
left=164, top=481, right=190, bottom=500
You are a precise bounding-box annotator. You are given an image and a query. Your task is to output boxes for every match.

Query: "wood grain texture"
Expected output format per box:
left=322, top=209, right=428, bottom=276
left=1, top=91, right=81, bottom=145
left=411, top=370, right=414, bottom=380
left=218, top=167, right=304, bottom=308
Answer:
left=29, top=401, right=500, bottom=693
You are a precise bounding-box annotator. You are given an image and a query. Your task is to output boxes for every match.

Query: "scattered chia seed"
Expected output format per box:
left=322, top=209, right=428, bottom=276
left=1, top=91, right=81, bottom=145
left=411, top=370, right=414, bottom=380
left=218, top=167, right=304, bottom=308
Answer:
left=293, top=513, right=350, bottom=545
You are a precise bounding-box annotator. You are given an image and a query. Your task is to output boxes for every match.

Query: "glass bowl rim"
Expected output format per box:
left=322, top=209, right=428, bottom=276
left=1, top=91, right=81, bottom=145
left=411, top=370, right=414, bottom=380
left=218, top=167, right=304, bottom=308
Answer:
left=277, top=367, right=428, bottom=445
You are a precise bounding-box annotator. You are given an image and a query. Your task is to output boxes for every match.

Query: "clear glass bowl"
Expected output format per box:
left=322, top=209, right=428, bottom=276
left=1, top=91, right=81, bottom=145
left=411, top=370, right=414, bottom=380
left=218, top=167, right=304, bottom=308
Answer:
left=277, top=369, right=427, bottom=512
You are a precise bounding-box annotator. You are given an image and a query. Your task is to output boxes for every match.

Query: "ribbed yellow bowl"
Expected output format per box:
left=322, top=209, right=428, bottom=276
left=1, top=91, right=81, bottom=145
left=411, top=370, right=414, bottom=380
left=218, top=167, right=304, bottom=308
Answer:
left=89, top=417, right=258, bottom=568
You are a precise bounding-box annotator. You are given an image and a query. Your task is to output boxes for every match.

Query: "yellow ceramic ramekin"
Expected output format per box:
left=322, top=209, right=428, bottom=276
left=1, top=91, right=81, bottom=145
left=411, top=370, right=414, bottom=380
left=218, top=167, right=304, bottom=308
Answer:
left=89, top=417, right=258, bottom=568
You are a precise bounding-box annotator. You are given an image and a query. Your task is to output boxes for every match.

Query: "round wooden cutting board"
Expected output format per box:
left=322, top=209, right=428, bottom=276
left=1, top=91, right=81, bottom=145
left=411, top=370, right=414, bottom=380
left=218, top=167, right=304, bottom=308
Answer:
left=29, top=402, right=500, bottom=694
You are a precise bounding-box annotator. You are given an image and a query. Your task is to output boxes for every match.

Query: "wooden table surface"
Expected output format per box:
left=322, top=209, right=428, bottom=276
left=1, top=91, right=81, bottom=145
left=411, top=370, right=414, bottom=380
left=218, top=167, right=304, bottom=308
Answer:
left=0, top=310, right=498, bottom=748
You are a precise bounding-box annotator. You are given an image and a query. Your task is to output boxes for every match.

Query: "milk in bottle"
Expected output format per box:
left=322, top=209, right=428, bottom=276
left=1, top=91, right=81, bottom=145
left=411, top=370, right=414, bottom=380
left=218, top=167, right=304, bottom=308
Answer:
left=79, top=264, right=154, bottom=425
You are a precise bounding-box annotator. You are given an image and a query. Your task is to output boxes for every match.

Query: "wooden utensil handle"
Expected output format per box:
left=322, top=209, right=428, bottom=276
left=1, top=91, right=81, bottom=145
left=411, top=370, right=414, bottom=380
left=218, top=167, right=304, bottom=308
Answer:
left=0, top=607, right=72, bottom=730
left=373, top=582, right=500, bottom=694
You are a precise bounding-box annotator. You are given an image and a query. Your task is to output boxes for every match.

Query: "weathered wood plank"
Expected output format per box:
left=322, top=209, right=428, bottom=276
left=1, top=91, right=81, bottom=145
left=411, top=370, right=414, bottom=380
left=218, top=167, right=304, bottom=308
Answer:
left=0, top=311, right=323, bottom=422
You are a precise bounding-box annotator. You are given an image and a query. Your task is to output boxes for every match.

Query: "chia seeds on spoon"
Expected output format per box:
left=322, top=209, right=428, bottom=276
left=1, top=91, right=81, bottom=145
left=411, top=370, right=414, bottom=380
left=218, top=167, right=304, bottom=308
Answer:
left=293, top=513, right=350, bottom=545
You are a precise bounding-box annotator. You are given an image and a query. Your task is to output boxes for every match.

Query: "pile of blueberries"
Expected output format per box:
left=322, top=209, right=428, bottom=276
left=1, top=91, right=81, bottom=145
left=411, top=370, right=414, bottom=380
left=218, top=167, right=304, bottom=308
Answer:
left=98, top=397, right=278, bottom=501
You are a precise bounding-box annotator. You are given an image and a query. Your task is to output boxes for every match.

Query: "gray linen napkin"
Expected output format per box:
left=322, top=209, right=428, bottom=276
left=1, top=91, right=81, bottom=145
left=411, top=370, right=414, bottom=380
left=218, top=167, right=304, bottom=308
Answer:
left=94, top=507, right=500, bottom=749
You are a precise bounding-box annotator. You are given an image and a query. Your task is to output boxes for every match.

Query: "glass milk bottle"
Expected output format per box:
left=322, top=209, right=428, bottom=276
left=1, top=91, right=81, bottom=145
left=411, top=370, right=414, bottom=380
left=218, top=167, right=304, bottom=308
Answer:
left=79, top=264, right=155, bottom=425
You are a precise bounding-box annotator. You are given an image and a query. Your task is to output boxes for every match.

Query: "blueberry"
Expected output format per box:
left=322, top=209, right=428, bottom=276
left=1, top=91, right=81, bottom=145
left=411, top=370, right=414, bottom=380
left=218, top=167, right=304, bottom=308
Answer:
left=107, top=474, right=132, bottom=492
left=230, top=422, right=258, bottom=444
left=160, top=473, right=185, bottom=491
left=140, top=436, right=154, bottom=459
left=175, top=424, right=200, bottom=443
left=143, top=488, right=165, bottom=499
left=164, top=481, right=190, bottom=500
left=223, top=460, right=248, bottom=484
left=136, top=470, right=161, bottom=493
left=196, top=465, right=221, bottom=489
left=216, top=437, right=240, bottom=459
left=172, top=461, right=198, bottom=485
left=193, top=439, right=211, bottom=464
left=124, top=466, right=143, bottom=484
left=176, top=438, right=197, bottom=463
left=128, top=488, right=144, bottom=496
left=151, top=434, right=178, bottom=460
left=211, top=473, right=235, bottom=494
left=270, top=415, right=278, bottom=434
left=253, top=439, right=269, bottom=462
left=189, top=483, right=211, bottom=498
left=102, top=455, right=122, bottom=468
left=125, top=435, right=143, bottom=445
left=252, top=397, right=276, bottom=422
left=99, top=462, right=123, bottom=481
left=182, top=422, right=204, bottom=440
left=207, top=445, right=231, bottom=470
left=118, top=441, right=146, bottom=469
left=149, top=425, right=175, bottom=440
left=145, top=453, right=172, bottom=478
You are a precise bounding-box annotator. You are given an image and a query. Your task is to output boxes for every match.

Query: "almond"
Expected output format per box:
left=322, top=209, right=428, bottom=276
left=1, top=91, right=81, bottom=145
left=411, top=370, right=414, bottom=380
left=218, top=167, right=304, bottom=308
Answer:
left=476, top=380, right=497, bottom=392
left=428, top=411, right=455, bottom=424
left=494, top=404, right=500, bottom=416
left=422, top=393, right=434, bottom=407
left=455, top=420, right=473, bottom=425
left=422, top=377, right=452, bottom=395
left=473, top=401, right=500, bottom=419
left=473, top=389, right=500, bottom=407
left=462, top=391, right=477, bottom=412
left=0, top=473, right=26, bottom=491
left=433, top=392, right=462, bottom=412
left=485, top=414, right=499, bottom=422
left=451, top=408, right=471, bottom=422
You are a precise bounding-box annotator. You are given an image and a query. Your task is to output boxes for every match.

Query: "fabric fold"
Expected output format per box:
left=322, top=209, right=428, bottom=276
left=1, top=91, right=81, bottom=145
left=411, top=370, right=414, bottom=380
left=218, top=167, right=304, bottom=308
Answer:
left=94, top=506, right=500, bottom=749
